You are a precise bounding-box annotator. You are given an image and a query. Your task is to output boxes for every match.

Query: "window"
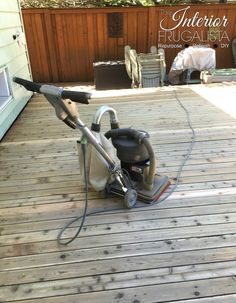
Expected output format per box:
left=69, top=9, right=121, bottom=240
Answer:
left=0, top=67, right=12, bottom=112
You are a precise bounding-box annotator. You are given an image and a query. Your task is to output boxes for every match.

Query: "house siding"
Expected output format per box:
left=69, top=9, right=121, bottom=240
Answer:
left=0, top=0, right=32, bottom=140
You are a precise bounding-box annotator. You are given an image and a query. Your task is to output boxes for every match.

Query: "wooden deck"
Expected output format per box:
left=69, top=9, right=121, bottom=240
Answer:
left=1, top=82, right=236, bottom=303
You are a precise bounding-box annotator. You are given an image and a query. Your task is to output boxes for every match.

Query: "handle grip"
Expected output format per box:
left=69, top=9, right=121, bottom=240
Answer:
left=13, top=77, right=41, bottom=93
left=14, top=77, right=91, bottom=104
left=61, top=90, right=91, bottom=104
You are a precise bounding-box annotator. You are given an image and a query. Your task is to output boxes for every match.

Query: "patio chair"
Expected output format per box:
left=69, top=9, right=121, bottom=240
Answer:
left=124, top=45, right=132, bottom=79
left=150, top=45, right=157, bottom=54
left=124, top=45, right=141, bottom=87
left=124, top=46, right=166, bottom=88
left=147, top=48, right=166, bottom=86
left=129, top=49, right=140, bottom=87
left=157, top=48, right=166, bottom=85
left=137, top=50, right=166, bottom=87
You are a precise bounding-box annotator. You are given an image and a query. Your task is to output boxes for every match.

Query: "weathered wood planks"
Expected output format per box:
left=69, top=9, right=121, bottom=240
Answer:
left=0, top=83, right=236, bottom=302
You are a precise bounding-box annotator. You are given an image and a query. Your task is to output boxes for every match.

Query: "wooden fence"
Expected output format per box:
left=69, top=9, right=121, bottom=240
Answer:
left=22, top=4, right=236, bottom=82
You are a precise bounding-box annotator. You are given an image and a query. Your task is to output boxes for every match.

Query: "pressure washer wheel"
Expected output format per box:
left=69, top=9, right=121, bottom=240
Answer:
left=124, top=189, right=137, bottom=209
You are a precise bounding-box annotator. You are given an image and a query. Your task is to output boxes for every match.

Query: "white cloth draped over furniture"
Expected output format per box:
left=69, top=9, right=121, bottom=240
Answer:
left=168, top=46, right=216, bottom=85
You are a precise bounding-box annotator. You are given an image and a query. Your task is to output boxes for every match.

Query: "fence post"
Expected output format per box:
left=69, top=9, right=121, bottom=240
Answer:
left=44, top=9, right=59, bottom=82
left=148, top=6, right=157, bottom=49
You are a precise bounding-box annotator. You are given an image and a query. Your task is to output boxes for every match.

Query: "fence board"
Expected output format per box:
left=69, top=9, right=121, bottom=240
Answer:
left=22, top=5, right=236, bottom=82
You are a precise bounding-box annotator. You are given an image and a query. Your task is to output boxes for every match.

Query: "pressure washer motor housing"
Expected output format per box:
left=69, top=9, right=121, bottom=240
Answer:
left=85, top=106, right=170, bottom=208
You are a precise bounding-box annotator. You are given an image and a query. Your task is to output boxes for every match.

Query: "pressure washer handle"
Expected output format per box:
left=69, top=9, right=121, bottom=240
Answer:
left=13, top=77, right=91, bottom=104
left=61, top=90, right=91, bottom=104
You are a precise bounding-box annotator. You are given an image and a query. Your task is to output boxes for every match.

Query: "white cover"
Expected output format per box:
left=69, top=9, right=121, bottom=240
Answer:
left=169, top=46, right=216, bottom=85
left=79, top=132, right=120, bottom=191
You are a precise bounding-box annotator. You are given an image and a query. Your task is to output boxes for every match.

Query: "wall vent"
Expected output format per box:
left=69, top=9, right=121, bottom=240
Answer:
left=107, top=13, right=123, bottom=38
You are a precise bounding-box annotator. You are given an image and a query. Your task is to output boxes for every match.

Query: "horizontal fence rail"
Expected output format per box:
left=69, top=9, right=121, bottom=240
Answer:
left=22, top=4, right=236, bottom=82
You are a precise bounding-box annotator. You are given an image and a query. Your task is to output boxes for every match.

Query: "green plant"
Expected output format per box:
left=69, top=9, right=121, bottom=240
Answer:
left=20, top=0, right=187, bottom=8
left=20, top=0, right=158, bottom=8
left=100, top=0, right=156, bottom=6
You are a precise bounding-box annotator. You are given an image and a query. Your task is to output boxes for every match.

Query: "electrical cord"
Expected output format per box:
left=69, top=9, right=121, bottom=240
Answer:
left=57, top=88, right=196, bottom=245
left=57, top=143, right=89, bottom=245
left=148, top=88, right=196, bottom=204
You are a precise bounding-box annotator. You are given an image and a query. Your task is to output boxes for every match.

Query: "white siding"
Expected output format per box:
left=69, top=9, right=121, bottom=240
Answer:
left=0, top=1, right=19, bottom=12
left=0, top=0, right=32, bottom=140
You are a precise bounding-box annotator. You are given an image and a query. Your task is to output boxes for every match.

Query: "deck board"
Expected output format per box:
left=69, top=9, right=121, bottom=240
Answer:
left=1, top=83, right=236, bottom=302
